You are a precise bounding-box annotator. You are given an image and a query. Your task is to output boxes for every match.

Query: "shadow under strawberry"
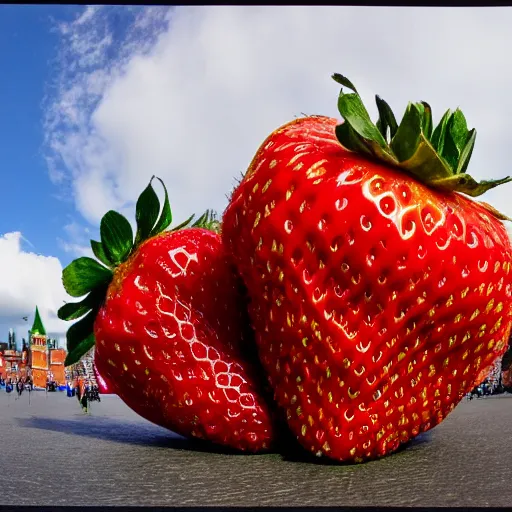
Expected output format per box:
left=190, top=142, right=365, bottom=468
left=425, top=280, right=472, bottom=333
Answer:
left=15, top=416, right=269, bottom=456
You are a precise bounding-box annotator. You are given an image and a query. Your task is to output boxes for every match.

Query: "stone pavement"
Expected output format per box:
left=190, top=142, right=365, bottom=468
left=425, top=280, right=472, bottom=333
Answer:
left=1, top=389, right=511, bottom=507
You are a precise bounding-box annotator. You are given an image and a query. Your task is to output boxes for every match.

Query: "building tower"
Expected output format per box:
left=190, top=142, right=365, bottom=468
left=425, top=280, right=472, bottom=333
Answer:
left=29, top=306, right=49, bottom=387
left=8, top=328, right=16, bottom=350
left=28, top=306, right=66, bottom=388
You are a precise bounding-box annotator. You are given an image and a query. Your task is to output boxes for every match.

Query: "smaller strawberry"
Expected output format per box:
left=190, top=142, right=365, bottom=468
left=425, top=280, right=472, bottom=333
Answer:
left=58, top=177, right=276, bottom=452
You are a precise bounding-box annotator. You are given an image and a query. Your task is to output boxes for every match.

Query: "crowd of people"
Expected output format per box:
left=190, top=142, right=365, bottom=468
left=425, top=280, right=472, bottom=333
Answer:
left=467, top=378, right=512, bottom=399
left=66, top=378, right=101, bottom=413
left=0, top=373, right=102, bottom=414
left=0, top=375, right=33, bottom=397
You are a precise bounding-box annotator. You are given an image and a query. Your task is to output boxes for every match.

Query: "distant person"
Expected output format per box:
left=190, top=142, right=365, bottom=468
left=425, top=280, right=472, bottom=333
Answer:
left=66, top=381, right=72, bottom=398
left=76, top=381, right=82, bottom=404
left=76, top=377, right=88, bottom=412
left=80, top=386, right=88, bottom=413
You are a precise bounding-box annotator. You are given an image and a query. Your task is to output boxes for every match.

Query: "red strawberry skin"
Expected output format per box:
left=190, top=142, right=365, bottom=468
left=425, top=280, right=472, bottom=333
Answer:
left=222, top=115, right=512, bottom=461
left=93, top=361, right=112, bottom=394
left=93, top=227, right=276, bottom=452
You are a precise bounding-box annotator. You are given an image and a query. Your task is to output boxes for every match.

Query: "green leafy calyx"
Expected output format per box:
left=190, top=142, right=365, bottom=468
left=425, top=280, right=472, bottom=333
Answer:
left=60, top=176, right=219, bottom=366
left=332, top=73, right=512, bottom=204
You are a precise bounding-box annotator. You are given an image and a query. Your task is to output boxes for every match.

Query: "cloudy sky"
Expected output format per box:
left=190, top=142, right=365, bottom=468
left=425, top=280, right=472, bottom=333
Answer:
left=1, top=5, right=512, bottom=348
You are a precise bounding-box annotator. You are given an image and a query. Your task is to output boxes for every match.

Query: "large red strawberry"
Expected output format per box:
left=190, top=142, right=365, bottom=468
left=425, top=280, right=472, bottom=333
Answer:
left=58, top=178, right=276, bottom=452
left=222, top=74, right=512, bottom=462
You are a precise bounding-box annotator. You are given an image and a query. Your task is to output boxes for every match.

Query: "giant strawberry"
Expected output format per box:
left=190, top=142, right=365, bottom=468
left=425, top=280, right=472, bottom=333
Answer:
left=222, top=74, right=512, bottom=462
left=58, top=178, right=276, bottom=452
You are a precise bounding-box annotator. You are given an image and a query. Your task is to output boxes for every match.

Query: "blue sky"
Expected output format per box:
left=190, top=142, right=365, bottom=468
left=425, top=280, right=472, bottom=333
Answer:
left=2, top=5, right=512, bottom=350
left=0, top=5, right=164, bottom=265
left=0, top=5, right=78, bottom=260
left=0, top=5, right=85, bottom=346
left=0, top=5, right=170, bottom=345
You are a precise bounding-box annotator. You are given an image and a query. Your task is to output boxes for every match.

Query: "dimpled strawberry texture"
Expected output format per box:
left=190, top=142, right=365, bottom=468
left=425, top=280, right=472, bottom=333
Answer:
left=94, top=228, right=275, bottom=452
left=222, top=115, right=512, bottom=461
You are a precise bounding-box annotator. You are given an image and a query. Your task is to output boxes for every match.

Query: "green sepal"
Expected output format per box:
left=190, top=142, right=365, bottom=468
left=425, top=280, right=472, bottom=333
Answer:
left=135, top=176, right=161, bottom=246
left=332, top=73, right=360, bottom=94
left=441, top=109, right=469, bottom=170
left=334, top=74, right=389, bottom=152
left=335, top=123, right=369, bottom=157
left=192, top=209, right=221, bottom=233
left=390, top=103, right=423, bottom=162
left=149, top=177, right=173, bottom=237
left=375, top=95, right=398, bottom=140
left=62, top=257, right=112, bottom=298
left=66, top=309, right=97, bottom=355
left=456, top=129, right=476, bottom=175
left=170, top=210, right=221, bottom=234
left=331, top=72, right=512, bottom=207
left=335, top=123, right=398, bottom=167
left=420, top=102, right=433, bottom=140
left=390, top=102, right=451, bottom=181
left=58, top=285, right=108, bottom=321
left=100, top=211, right=134, bottom=266
left=171, top=213, right=196, bottom=232
left=430, top=174, right=512, bottom=198
left=65, top=333, right=95, bottom=367
left=430, top=109, right=451, bottom=152
left=91, top=240, right=113, bottom=268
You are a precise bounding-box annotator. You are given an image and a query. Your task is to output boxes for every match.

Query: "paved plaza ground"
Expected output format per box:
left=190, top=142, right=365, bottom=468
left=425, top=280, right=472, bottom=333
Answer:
left=0, top=389, right=511, bottom=506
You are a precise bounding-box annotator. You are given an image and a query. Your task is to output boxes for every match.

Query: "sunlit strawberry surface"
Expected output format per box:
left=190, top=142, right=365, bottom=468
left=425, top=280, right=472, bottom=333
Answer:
left=94, top=228, right=275, bottom=452
left=222, top=115, right=512, bottom=462
left=93, top=361, right=111, bottom=394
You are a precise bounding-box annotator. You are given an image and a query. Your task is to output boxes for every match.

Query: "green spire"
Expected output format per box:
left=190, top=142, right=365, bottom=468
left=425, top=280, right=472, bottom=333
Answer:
left=31, top=306, right=46, bottom=336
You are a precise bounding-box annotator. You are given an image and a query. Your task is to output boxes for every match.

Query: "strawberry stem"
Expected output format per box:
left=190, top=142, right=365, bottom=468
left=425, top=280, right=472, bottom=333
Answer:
left=59, top=176, right=220, bottom=366
left=332, top=73, right=512, bottom=202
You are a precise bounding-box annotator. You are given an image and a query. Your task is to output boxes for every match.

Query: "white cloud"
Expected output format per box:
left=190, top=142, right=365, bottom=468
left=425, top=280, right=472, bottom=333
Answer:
left=57, top=239, right=93, bottom=259
left=57, top=221, right=94, bottom=258
left=44, top=6, right=512, bottom=242
left=0, top=232, right=69, bottom=345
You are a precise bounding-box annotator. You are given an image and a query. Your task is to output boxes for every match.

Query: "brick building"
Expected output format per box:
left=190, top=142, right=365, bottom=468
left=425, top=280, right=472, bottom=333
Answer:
left=0, top=330, right=28, bottom=381
left=0, top=306, right=67, bottom=388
